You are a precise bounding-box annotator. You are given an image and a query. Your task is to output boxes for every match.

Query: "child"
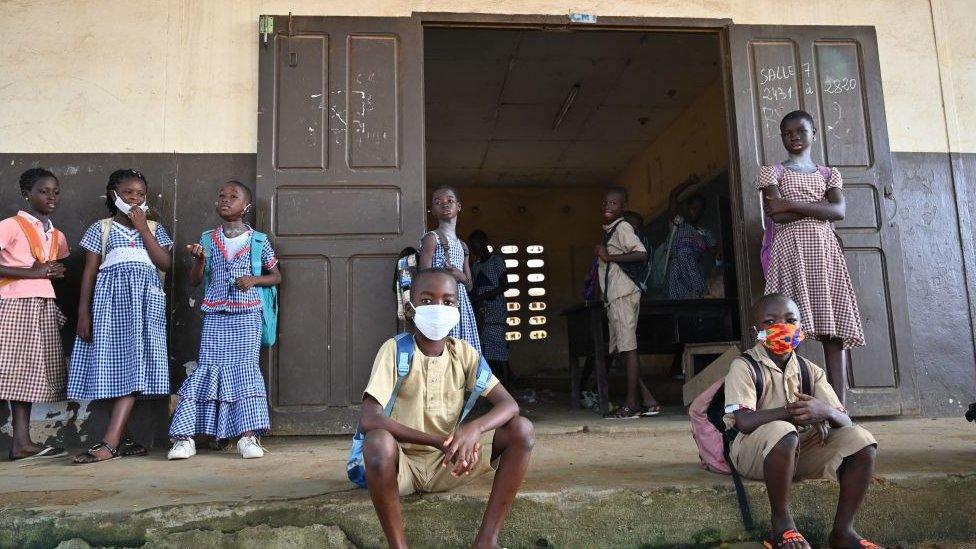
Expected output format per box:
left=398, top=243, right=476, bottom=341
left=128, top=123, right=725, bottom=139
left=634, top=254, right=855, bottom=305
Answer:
left=418, top=186, right=481, bottom=353
left=0, top=168, right=70, bottom=460
left=725, top=293, right=879, bottom=549
left=68, top=169, right=173, bottom=464
left=468, top=229, right=511, bottom=387
left=167, top=181, right=281, bottom=460
left=760, top=110, right=864, bottom=404
left=595, top=187, right=660, bottom=419
left=359, top=268, right=534, bottom=549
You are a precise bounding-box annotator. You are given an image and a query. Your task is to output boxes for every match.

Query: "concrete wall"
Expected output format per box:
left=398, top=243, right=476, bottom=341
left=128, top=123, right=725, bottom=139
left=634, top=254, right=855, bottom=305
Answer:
left=1, top=0, right=975, bottom=450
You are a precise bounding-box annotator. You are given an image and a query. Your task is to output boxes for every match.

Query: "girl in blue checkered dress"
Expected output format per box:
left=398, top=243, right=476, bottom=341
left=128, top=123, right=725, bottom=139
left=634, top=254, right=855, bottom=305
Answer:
left=69, top=170, right=173, bottom=464
left=167, top=181, right=281, bottom=460
left=419, top=186, right=481, bottom=353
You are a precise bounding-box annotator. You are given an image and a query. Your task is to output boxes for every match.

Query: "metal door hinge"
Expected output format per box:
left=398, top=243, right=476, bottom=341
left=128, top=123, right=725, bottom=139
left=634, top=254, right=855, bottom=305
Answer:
left=260, top=16, right=274, bottom=48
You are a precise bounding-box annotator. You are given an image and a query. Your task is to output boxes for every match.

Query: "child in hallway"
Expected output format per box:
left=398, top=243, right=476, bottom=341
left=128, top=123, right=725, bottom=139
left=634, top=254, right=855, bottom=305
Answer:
left=358, top=268, right=534, bottom=548
left=418, top=185, right=481, bottom=353
left=0, top=168, right=70, bottom=460
left=725, top=294, right=879, bottom=549
left=167, top=181, right=281, bottom=460
left=759, top=110, right=864, bottom=404
left=68, top=169, right=173, bottom=464
left=468, top=229, right=512, bottom=387
left=595, top=187, right=660, bottom=419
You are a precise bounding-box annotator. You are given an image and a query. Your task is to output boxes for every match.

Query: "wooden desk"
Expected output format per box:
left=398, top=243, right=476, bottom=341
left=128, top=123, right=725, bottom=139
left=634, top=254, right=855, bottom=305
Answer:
left=562, top=298, right=739, bottom=413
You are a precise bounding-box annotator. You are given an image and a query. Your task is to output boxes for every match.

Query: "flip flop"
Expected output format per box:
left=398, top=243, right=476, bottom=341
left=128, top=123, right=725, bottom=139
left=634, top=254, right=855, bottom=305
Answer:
left=119, top=436, right=149, bottom=457
left=640, top=404, right=662, bottom=417
left=764, top=529, right=811, bottom=549
left=8, top=445, right=68, bottom=461
left=72, top=441, right=121, bottom=465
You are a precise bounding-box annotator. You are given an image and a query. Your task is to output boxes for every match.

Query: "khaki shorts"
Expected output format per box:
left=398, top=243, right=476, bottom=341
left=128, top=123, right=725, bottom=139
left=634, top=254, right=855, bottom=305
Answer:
left=395, top=431, right=497, bottom=496
left=607, top=292, right=641, bottom=354
left=730, top=421, right=876, bottom=481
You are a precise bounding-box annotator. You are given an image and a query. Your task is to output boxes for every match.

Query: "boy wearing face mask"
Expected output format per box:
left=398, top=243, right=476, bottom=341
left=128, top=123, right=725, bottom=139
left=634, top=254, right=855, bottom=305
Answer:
left=359, top=268, right=534, bottom=549
left=724, top=293, right=879, bottom=549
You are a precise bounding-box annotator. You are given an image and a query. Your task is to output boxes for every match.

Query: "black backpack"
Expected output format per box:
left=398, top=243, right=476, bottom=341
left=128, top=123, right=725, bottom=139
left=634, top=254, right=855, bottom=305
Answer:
left=603, top=222, right=652, bottom=294
left=706, top=353, right=813, bottom=531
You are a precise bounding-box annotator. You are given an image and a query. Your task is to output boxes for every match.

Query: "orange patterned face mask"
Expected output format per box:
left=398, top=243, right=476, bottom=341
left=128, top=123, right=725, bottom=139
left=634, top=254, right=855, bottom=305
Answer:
left=758, top=323, right=805, bottom=355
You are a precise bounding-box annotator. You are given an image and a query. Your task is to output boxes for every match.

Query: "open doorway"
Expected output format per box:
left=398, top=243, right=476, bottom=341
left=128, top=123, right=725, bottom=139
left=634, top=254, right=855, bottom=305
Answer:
left=424, top=27, right=740, bottom=406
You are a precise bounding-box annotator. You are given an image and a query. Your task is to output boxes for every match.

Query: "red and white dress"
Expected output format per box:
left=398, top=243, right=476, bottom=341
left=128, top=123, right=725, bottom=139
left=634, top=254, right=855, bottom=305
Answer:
left=757, top=165, right=865, bottom=349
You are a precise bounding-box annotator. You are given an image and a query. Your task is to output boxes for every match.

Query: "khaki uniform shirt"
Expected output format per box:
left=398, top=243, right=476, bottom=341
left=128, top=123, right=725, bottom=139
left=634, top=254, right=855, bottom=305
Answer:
left=723, top=344, right=844, bottom=430
left=598, top=217, right=646, bottom=302
left=363, top=336, right=500, bottom=455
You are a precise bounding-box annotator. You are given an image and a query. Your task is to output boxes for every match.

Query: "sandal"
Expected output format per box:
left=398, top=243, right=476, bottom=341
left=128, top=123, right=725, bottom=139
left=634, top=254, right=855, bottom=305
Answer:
left=640, top=404, right=662, bottom=417
left=603, top=405, right=641, bottom=419
left=72, top=441, right=121, bottom=465
left=8, top=445, right=68, bottom=461
left=855, top=540, right=883, bottom=549
left=119, top=436, right=149, bottom=457
left=764, top=529, right=811, bottom=549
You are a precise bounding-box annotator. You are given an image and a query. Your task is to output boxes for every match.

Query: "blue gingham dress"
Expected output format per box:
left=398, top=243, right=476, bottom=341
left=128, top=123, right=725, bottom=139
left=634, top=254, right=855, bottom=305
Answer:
left=426, top=231, right=481, bottom=353
left=169, top=228, right=276, bottom=439
left=68, top=221, right=173, bottom=400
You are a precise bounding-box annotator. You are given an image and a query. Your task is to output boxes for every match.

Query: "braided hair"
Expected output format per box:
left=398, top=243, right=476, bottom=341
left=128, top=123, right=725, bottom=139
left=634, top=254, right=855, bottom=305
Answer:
left=105, top=169, right=148, bottom=215
left=19, top=168, right=58, bottom=197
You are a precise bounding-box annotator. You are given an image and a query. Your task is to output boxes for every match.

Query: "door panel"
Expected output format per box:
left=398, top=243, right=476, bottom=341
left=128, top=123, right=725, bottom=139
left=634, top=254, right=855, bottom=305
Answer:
left=258, top=16, right=424, bottom=433
left=729, top=25, right=918, bottom=415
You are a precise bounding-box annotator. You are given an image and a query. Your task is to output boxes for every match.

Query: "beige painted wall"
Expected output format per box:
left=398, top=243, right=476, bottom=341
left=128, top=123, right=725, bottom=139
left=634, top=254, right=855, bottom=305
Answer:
left=616, top=79, right=729, bottom=220
left=454, top=185, right=604, bottom=374
left=0, top=0, right=973, bottom=153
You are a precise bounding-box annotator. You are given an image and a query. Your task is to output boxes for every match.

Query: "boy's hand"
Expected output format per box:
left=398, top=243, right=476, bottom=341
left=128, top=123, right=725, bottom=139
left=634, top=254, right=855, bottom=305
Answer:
left=811, top=421, right=830, bottom=447
left=186, top=243, right=205, bottom=260
left=593, top=245, right=610, bottom=262
left=442, top=424, right=482, bottom=477
left=787, top=393, right=831, bottom=425
left=235, top=276, right=259, bottom=291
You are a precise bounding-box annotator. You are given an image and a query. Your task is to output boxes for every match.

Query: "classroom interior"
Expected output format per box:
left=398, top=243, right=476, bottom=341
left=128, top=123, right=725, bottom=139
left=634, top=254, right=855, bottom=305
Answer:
left=424, top=27, right=740, bottom=405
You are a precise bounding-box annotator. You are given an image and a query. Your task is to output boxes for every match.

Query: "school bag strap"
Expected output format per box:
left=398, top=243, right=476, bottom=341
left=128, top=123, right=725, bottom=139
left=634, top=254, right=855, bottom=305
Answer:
left=0, top=216, right=63, bottom=288
left=737, top=353, right=767, bottom=407
left=346, top=333, right=415, bottom=488
left=455, top=355, right=494, bottom=431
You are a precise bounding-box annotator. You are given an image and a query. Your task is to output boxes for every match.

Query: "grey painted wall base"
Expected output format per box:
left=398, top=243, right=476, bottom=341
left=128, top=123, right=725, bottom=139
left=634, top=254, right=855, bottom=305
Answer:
left=0, top=150, right=972, bottom=451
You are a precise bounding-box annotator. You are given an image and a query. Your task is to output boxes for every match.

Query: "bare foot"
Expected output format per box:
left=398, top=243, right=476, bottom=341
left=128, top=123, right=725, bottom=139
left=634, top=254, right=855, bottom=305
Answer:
left=10, top=441, right=45, bottom=459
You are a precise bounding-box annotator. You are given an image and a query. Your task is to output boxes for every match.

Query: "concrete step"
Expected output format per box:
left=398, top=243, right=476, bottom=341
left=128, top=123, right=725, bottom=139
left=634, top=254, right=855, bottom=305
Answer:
left=1, top=413, right=974, bottom=548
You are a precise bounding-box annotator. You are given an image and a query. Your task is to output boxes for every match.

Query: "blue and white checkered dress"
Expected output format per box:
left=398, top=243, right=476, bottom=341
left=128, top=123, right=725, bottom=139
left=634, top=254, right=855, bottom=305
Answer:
left=67, top=221, right=173, bottom=400
left=427, top=231, right=481, bottom=353
left=169, top=229, right=275, bottom=439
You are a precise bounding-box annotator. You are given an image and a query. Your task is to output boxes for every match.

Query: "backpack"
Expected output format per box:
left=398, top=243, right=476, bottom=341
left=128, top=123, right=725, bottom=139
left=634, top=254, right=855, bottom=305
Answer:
left=649, top=218, right=680, bottom=294
left=760, top=164, right=833, bottom=277
left=99, top=218, right=165, bottom=285
left=602, top=221, right=652, bottom=295
left=347, top=333, right=494, bottom=488
left=200, top=229, right=279, bottom=347
left=395, top=252, right=418, bottom=321
left=688, top=352, right=813, bottom=530
left=0, top=216, right=63, bottom=289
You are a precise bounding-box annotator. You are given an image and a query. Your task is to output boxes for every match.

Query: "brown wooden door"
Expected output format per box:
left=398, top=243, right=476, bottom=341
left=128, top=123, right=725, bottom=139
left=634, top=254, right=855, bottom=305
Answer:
left=257, top=16, right=425, bottom=433
left=728, top=25, right=919, bottom=415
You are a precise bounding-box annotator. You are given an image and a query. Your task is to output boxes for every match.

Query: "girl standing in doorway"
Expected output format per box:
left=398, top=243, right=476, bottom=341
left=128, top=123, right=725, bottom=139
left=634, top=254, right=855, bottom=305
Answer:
left=0, top=168, right=70, bottom=460
left=418, top=186, right=481, bottom=352
left=759, top=110, right=864, bottom=404
left=69, top=169, right=173, bottom=463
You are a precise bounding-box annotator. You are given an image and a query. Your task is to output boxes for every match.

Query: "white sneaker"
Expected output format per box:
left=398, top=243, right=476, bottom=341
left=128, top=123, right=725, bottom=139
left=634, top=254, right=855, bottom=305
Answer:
left=237, top=435, right=265, bottom=459
left=167, top=439, right=196, bottom=460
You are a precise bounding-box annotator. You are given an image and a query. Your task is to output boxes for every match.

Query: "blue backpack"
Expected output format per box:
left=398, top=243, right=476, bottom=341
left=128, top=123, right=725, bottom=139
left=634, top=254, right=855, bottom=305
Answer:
left=200, top=229, right=279, bottom=347
left=347, top=333, right=494, bottom=488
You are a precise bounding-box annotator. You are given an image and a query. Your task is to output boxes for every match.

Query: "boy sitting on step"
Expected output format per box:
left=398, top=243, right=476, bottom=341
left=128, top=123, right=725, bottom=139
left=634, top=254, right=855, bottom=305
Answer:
left=725, top=293, right=879, bottom=549
left=359, top=267, right=535, bottom=549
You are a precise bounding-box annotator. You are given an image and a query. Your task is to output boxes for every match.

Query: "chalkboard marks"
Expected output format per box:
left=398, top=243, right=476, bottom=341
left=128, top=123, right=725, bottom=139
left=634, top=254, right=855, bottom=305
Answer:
left=815, top=42, right=870, bottom=167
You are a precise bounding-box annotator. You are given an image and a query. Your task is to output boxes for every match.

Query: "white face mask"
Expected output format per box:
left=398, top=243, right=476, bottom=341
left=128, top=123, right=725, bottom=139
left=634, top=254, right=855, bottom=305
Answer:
left=114, top=191, right=149, bottom=214
left=410, top=304, right=460, bottom=341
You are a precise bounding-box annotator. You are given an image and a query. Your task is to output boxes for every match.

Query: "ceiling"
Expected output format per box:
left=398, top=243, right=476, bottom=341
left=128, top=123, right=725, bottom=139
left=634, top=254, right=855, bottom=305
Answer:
left=424, top=28, right=721, bottom=188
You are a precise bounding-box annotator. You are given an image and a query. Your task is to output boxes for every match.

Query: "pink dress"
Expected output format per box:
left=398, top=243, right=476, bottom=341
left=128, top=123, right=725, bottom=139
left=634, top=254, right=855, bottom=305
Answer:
left=757, top=166, right=865, bottom=349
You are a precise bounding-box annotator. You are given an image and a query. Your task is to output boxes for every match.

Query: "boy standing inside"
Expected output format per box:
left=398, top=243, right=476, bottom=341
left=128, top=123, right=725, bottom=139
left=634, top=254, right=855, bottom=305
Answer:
left=595, top=187, right=660, bottom=419
left=359, top=268, right=535, bottom=549
left=725, top=293, right=879, bottom=549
